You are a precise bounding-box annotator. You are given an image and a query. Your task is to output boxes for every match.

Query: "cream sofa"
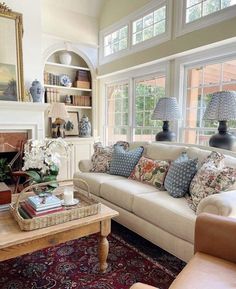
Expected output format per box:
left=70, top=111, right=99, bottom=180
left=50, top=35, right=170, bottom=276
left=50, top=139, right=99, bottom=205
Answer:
left=73, top=142, right=236, bottom=262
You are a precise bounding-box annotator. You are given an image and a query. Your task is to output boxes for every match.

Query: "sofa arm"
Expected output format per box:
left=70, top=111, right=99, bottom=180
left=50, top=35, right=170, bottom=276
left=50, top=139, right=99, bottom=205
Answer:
left=130, top=283, right=157, bottom=289
left=196, top=190, right=236, bottom=217
left=78, top=159, right=92, bottom=172
left=195, top=213, right=236, bottom=263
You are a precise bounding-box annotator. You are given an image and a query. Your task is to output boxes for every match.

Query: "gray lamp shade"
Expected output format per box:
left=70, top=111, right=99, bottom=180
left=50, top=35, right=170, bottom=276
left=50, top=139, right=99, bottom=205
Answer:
left=203, top=91, right=236, bottom=121
left=151, top=97, right=180, bottom=121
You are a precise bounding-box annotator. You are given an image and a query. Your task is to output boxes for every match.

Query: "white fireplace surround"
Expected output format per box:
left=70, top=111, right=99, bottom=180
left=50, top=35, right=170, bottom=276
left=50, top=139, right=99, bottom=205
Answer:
left=0, top=101, right=49, bottom=139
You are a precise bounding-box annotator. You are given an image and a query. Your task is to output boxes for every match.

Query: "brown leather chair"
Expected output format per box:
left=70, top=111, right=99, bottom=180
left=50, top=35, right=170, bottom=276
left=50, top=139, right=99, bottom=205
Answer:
left=130, top=213, right=236, bottom=289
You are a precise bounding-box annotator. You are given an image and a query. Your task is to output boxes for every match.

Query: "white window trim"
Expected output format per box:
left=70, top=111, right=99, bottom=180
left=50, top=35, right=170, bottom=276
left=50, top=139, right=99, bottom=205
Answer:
left=100, top=61, right=169, bottom=144
left=175, top=0, right=236, bottom=38
left=174, top=42, right=236, bottom=143
left=99, top=0, right=171, bottom=65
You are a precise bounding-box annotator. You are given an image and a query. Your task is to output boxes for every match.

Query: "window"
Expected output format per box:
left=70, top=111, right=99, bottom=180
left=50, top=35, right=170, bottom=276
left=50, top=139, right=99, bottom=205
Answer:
left=134, top=76, right=166, bottom=141
left=132, top=6, right=166, bottom=45
left=104, top=26, right=128, bottom=57
left=183, top=58, right=236, bottom=145
left=99, top=0, right=171, bottom=64
left=185, top=0, right=236, bottom=23
left=106, top=82, right=129, bottom=145
left=105, top=73, right=166, bottom=144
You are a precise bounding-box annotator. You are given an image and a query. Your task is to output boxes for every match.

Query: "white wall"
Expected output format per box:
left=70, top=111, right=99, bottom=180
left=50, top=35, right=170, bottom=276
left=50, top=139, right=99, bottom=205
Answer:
left=4, top=0, right=43, bottom=85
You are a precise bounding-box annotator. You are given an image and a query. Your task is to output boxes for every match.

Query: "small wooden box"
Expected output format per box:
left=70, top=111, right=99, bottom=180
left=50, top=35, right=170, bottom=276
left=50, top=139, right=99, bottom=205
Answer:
left=0, top=182, right=11, bottom=204
left=74, top=81, right=90, bottom=89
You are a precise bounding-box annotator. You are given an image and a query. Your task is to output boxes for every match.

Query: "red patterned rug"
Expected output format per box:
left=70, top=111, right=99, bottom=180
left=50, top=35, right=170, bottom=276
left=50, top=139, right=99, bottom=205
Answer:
left=0, top=222, right=185, bottom=289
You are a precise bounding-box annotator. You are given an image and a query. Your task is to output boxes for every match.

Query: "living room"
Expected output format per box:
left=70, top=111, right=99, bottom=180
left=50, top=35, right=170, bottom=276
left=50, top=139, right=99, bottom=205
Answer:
left=0, top=0, right=236, bottom=288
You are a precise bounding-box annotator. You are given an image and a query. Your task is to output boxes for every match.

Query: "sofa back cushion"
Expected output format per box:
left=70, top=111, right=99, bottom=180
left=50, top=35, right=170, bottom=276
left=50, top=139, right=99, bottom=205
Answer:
left=146, top=143, right=188, bottom=161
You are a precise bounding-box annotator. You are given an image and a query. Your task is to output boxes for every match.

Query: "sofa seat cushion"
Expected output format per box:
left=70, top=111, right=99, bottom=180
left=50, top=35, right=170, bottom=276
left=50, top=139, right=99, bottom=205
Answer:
left=169, top=252, right=236, bottom=289
left=100, top=179, right=158, bottom=212
left=132, top=191, right=196, bottom=243
left=73, top=172, right=125, bottom=196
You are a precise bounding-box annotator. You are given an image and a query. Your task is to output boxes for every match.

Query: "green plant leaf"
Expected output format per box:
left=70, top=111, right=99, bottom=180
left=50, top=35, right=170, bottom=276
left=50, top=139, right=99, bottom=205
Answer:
left=26, top=170, right=41, bottom=183
left=50, top=164, right=59, bottom=176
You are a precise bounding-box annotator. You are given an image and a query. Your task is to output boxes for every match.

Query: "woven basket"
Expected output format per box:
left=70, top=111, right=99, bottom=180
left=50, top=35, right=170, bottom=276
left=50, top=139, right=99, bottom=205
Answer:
left=10, top=179, right=101, bottom=231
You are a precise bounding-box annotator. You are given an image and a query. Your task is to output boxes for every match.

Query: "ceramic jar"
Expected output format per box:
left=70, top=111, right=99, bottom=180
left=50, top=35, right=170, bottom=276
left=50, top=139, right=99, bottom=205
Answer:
left=59, top=51, right=72, bottom=65
left=79, top=115, right=91, bottom=137
left=30, top=79, right=45, bottom=102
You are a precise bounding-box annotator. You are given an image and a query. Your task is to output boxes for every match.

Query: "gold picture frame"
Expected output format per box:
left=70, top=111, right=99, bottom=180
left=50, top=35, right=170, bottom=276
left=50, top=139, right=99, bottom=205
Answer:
left=0, top=2, right=24, bottom=101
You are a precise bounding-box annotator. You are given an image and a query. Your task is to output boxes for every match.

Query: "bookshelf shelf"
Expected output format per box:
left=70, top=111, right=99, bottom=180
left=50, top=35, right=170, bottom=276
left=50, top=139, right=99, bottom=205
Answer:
left=45, top=62, right=90, bottom=71
left=44, top=84, right=92, bottom=92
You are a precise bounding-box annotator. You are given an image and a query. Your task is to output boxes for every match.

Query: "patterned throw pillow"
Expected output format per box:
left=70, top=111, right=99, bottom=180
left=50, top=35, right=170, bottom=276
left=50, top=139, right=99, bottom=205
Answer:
left=129, top=156, right=170, bottom=189
left=90, top=141, right=129, bottom=173
left=109, top=145, right=144, bottom=177
left=164, top=152, right=198, bottom=198
left=188, top=151, right=236, bottom=211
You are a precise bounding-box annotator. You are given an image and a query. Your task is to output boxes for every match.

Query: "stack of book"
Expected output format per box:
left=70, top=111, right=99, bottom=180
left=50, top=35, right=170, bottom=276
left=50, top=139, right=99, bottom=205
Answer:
left=19, top=195, right=64, bottom=219
left=0, top=182, right=11, bottom=212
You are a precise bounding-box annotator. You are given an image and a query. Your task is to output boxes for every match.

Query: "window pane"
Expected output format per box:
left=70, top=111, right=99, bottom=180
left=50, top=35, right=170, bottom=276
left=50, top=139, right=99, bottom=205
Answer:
left=133, top=19, right=143, bottom=33
left=221, top=0, right=236, bottom=8
left=154, top=6, right=166, bottom=22
left=187, top=67, right=203, bottom=88
left=186, top=88, right=201, bottom=108
left=119, top=26, right=128, bottom=39
left=223, top=60, right=236, bottom=82
left=143, top=26, right=154, bottom=41
left=106, top=83, right=129, bottom=143
left=203, top=64, right=221, bottom=85
left=134, top=75, right=166, bottom=141
left=154, top=20, right=166, bottom=36
left=187, top=0, right=202, bottom=8
left=133, top=32, right=143, bottom=45
left=186, top=4, right=202, bottom=23
left=143, top=12, right=153, bottom=28
left=203, top=0, right=220, bottom=16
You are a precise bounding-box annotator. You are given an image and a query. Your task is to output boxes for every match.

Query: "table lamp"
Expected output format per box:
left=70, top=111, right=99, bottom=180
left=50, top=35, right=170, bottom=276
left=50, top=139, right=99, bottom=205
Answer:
left=203, top=91, right=236, bottom=151
left=48, top=103, right=69, bottom=138
left=151, top=97, right=180, bottom=141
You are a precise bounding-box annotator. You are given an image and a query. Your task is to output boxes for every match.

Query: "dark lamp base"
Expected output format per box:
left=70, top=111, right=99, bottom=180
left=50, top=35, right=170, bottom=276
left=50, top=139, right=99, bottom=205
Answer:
left=155, top=131, right=176, bottom=141
left=209, top=132, right=236, bottom=151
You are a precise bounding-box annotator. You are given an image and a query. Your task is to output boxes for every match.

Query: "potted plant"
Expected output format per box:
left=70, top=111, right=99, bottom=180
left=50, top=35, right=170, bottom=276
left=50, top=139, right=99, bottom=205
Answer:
left=0, top=158, right=10, bottom=183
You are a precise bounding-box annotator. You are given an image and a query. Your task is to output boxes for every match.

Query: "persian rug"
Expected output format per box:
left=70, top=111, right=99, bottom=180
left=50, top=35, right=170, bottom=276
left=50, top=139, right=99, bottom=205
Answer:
left=0, top=222, right=185, bottom=289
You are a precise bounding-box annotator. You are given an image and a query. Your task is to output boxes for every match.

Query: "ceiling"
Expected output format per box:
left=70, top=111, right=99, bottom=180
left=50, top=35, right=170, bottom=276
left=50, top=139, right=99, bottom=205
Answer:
left=42, top=0, right=107, bottom=18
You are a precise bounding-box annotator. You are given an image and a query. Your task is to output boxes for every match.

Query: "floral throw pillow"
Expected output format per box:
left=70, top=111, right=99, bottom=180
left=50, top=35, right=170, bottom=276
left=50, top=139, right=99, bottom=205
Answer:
left=90, top=141, right=129, bottom=173
left=129, top=156, right=170, bottom=189
left=188, top=151, right=236, bottom=211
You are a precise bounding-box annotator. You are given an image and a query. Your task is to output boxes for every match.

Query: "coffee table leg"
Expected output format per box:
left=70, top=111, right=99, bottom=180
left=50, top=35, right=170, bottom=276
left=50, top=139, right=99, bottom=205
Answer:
left=99, top=219, right=111, bottom=273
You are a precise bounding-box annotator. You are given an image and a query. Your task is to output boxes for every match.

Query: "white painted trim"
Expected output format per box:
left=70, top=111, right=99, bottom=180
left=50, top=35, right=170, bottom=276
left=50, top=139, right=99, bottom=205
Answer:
left=99, top=0, right=171, bottom=65
left=175, top=0, right=236, bottom=37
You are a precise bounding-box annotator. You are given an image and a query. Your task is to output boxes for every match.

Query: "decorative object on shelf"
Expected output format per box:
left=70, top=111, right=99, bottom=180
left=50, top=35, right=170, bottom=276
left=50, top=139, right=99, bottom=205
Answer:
left=48, top=103, right=69, bottom=138
left=79, top=115, right=91, bottom=137
left=64, top=94, right=72, bottom=104
left=29, top=79, right=45, bottom=102
left=65, top=111, right=79, bottom=136
left=152, top=97, right=180, bottom=141
left=203, top=91, right=236, bottom=151
left=22, top=138, right=70, bottom=191
left=60, top=74, right=72, bottom=87
left=59, top=51, right=72, bottom=65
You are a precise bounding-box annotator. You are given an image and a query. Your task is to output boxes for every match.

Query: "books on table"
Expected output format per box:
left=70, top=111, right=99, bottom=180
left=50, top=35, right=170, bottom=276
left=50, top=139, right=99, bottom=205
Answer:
left=19, top=194, right=64, bottom=219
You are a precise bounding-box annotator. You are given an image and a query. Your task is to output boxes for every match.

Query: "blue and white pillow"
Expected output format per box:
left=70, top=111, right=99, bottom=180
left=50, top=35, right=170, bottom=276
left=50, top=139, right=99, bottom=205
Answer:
left=164, top=152, right=198, bottom=198
left=109, top=145, right=144, bottom=177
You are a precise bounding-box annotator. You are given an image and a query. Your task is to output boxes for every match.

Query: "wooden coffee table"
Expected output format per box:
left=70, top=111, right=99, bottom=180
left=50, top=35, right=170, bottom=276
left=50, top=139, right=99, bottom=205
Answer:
left=0, top=203, right=118, bottom=273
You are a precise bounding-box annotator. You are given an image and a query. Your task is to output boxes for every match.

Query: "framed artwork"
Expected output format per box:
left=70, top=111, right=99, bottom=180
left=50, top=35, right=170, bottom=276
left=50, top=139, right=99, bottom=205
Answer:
left=0, top=3, right=24, bottom=101
left=65, top=111, right=79, bottom=136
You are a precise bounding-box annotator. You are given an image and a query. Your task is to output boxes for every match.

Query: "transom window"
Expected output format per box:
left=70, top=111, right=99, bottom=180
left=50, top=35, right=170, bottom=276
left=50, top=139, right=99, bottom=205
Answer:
left=104, top=25, right=128, bottom=57
left=132, top=6, right=166, bottom=45
left=183, top=58, right=236, bottom=145
left=186, top=0, right=236, bottom=23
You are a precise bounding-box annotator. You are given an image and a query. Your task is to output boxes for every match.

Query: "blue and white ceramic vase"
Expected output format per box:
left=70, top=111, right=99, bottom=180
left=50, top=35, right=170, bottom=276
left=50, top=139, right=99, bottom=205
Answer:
left=79, top=115, right=91, bottom=137
left=30, top=79, right=45, bottom=102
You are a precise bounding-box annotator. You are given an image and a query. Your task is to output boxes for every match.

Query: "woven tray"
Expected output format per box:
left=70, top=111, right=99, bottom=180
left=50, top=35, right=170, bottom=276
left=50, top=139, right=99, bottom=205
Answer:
left=10, top=179, right=101, bottom=231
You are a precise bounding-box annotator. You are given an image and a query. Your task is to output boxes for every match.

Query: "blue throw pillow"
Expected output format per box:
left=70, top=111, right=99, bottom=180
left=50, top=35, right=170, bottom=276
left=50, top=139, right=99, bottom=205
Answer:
left=164, top=152, right=198, bottom=198
left=109, top=145, right=144, bottom=177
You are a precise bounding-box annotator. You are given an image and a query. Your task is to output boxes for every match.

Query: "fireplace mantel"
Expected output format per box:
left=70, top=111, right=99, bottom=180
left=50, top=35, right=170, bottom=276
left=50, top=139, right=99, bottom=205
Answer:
left=0, top=101, right=50, bottom=139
